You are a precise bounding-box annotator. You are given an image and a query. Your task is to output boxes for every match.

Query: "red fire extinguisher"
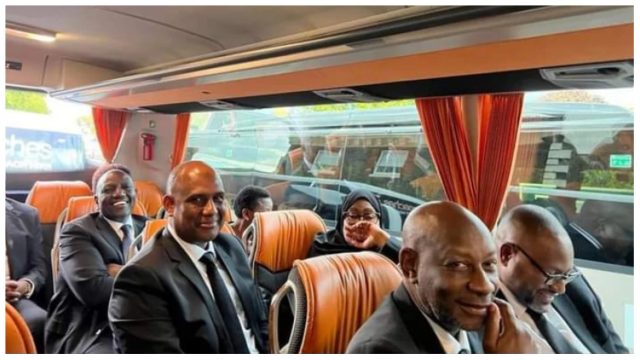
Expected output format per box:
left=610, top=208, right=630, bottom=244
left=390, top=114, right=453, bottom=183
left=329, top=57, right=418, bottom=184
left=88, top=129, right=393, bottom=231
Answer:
left=140, top=133, right=156, bottom=161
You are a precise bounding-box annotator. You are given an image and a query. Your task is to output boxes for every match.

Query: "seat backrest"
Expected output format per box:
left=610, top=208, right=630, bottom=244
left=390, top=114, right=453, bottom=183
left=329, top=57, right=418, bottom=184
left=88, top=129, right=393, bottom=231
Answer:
left=51, top=196, right=148, bottom=285
left=270, top=252, right=402, bottom=354
left=244, top=210, right=326, bottom=296
left=134, top=180, right=164, bottom=218
left=5, top=302, right=37, bottom=354
left=25, top=180, right=93, bottom=307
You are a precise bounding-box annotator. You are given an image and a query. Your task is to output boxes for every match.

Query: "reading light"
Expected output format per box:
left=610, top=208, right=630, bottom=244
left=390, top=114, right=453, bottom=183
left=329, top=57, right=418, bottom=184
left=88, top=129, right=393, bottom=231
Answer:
left=6, top=22, right=57, bottom=43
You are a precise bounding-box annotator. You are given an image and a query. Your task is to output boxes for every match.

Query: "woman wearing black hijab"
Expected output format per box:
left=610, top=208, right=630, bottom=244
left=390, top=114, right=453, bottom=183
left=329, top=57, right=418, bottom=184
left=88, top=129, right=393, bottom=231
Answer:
left=307, top=189, right=394, bottom=259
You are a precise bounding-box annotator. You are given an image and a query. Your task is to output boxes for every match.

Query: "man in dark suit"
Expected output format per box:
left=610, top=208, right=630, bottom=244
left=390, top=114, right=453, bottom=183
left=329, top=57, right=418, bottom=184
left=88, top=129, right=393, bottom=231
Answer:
left=45, top=164, right=146, bottom=354
left=495, top=204, right=629, bottom=353
left=109, top=160, right=268, bottom=353
left=348, top=201, right=540, bottom=354
left=5, top=197, right=48, bottom=353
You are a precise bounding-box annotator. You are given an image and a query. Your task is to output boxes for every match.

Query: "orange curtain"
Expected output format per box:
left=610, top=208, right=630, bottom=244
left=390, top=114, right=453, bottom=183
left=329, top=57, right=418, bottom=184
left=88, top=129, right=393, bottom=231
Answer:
left=171, top=113, right=191, bottom=169
left=415, top=93, right=524, bottom=229
left=92, top=107, right=130, bottom=163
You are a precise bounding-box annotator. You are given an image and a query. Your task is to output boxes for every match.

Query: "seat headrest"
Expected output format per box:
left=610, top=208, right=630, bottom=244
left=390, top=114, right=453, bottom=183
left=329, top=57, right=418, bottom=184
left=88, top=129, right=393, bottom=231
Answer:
left=141, top=218, right=168, bottom=245
left=134, top=180, right=164, bottom=217
left=271, top=252, right=402, bottom=353
left=248, top=209, right=326, bottom=273
left=64, top=195, right=147, bottom=223
left=26, top=181, right=92, bottom=223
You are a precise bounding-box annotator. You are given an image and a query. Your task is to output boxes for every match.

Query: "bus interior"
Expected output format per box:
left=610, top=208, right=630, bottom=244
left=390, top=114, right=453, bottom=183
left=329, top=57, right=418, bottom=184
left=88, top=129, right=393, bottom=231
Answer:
left=4, top=5, right=635, bottom=353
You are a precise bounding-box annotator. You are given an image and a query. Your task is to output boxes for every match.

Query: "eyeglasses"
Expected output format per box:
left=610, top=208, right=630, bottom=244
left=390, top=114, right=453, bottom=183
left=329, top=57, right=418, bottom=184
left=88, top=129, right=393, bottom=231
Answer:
left=343, top=211, right=380, bottom=223
left=508, top=243, right=580, bottom=285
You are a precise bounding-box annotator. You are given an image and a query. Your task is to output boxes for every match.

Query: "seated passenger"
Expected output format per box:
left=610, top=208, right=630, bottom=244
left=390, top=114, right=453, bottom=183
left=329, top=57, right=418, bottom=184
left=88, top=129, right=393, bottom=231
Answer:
left=230, top=185, right=273, bottom=239
left=5, top=198, right=47, bottom=353
left=109, top=161, right=268, bottom=353
left=307, top=189, right=393, bottom=259
left=45, top=164, right=147, bottom=354
left=347, top=201, right=540, bottom=354
left=496, top=204, right=629, bottom=353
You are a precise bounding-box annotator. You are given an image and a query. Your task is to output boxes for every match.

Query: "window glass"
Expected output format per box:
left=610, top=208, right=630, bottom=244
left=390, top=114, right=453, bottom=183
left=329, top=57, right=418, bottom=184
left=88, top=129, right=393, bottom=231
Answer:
left=187, top=102, right=443, bottom=232
left=508, top=89, right=634, bottom=267
left=5, top=88, right=103, bottom=173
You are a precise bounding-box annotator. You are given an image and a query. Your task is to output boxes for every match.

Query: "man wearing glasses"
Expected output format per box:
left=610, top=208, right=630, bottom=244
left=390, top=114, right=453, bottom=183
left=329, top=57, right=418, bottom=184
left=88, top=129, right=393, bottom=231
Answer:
left=495, top=204, right=628, bottom=353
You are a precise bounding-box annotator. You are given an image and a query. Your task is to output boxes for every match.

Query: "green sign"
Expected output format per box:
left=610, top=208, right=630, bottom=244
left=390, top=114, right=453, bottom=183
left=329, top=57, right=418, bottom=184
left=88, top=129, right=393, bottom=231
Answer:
left=610, top=154, right=632, bottom=169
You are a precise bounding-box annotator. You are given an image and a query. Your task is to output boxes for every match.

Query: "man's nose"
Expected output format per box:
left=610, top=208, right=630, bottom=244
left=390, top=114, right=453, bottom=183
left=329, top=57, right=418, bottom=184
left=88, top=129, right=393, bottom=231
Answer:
left=548, top=279, right=567, bottom=295
left=468, top=269, right=496, bottom=296
left=202, top=199, right=218, bottom=215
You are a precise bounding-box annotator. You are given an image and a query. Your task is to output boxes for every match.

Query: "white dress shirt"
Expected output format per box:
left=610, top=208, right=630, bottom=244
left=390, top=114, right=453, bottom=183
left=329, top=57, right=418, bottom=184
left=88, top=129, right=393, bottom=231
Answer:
left=420, top=310, right=471, bottom=354
left=103, top=216, right=133, bottom=243
left=168, top=224, right=259, bottom=354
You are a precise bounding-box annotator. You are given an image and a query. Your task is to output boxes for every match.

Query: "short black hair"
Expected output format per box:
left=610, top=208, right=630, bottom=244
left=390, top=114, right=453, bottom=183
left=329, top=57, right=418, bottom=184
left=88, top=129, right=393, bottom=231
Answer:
left=233, top=185, right=271, bottom=218
left=91, top=163, right=133, bottom=193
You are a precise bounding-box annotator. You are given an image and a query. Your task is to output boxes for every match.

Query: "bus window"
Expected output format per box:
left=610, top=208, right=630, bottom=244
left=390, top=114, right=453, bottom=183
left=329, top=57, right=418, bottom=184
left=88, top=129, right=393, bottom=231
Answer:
left=188, top=102, right=444, bottom=232
left=5, top=88, right=103, bottom=199
left=508, top=89, right=634, bottom=268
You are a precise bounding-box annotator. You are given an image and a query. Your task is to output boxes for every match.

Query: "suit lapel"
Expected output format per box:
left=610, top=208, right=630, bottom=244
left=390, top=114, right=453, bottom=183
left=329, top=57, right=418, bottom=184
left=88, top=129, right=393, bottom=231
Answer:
left=161, top=231, right=231, bottom=345
left=96, top=215, right=125, bottom=263
left=553, top=295, right=604, bottom=353
left=393, top=284, right=445, bottom=354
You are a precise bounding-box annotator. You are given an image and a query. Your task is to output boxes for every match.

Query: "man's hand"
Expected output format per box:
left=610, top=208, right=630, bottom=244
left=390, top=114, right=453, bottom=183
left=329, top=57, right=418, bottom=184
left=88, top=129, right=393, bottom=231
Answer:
left=344, top=221, right=390, bottom=250
left=107, top=263, right=123, bottom=278
left=483, top=298, right=540, bottom=353
left=6, top=279, right=21, bottom=303
left=5, top=279, right=31, bottom=302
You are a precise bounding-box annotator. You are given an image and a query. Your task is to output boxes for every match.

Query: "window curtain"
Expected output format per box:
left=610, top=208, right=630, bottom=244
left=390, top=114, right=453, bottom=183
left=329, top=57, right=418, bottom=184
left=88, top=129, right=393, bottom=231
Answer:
left=92, top=107, right=130, bottom=163
left=171, top=113, right=191, bottom=169
left=415, top=93, right=524, bottom=229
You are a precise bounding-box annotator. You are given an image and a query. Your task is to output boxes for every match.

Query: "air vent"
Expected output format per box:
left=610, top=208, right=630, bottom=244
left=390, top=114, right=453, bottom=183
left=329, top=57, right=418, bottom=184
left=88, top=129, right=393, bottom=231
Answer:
left=540, top=61, right=633, bottom=89
left=199, top=100, right=251, bottom=110
left=313, top=88, right=388, bottom=103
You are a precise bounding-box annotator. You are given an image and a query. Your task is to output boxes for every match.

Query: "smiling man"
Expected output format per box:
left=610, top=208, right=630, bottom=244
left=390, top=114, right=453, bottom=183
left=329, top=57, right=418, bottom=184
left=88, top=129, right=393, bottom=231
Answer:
left=45, top=163, right=147, bottom=354
left=348, top=201, right=539, bottom=354
left=496, top=204, right=628, bottom=353
left=109, top=161, right=268, bottom=353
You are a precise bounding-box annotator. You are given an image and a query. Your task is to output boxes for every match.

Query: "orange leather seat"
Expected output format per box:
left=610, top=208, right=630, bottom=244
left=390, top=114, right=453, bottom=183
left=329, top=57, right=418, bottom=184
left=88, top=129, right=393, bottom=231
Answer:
left=244, top=209, right=326, bottom=297
left=5, top=302, right=37, bottom=354
left=25, top=181, right=93, bottom=305
left=134, top=180, right=164, bottom=218
left=52, top=196, right=148, bottom=284
left=270, top=252, right=402, bottom=353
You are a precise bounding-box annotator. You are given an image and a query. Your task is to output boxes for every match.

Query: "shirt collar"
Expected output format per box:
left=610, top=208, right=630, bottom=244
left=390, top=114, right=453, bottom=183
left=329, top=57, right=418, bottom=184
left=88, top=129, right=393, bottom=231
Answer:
left=422, top=311, right=470, bottom=354
left=103, top=215, right=133, bottom=232
left=499, top=283, right=528, bottom=318
left=167, top=222, right=216, bottom=262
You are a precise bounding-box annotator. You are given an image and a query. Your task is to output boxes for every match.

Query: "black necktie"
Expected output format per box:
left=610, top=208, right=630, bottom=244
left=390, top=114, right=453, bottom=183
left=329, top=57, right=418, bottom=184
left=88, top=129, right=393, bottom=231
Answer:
left=121, top=224, right=133, bottom=262
left=526, top=308, right=580, bottom=354
left=199, top=252, right=250, bottom=354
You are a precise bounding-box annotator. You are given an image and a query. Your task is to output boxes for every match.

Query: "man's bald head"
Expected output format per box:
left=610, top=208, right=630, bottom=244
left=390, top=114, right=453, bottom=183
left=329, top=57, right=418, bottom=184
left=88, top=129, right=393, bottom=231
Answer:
left=166, top=160, right=223, bottom=196
left=400, top=201, right=498, bottom=333
left=496, top=204, right=573, bottom=255
left=402, top=201, right=492, bottom=254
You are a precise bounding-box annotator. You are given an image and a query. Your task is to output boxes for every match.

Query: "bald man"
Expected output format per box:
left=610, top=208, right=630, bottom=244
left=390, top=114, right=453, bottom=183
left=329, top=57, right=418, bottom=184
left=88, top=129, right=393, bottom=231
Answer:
left=109, top=161, right=268, bottom=353
left=496, top=204, right=628, bottom=353
left=348, top=201, right=539, bottom=354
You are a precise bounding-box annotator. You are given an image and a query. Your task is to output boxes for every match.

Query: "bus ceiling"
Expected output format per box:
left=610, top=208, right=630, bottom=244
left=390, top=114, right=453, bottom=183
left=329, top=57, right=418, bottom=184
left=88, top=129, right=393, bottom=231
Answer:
left=5, top=6, right=633, bottom=112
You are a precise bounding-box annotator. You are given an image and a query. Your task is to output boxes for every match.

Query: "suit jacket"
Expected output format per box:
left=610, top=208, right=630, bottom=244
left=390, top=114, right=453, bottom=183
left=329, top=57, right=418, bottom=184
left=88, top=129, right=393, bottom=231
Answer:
left=552, top=274, right=628, bottom=353
left=5, top=198, right=47, bottom=293
left=347, top=284, right=483, bottom=353
left=45, top=212, right=146, bottom=354
left=108, top=229, right=269, bottom=353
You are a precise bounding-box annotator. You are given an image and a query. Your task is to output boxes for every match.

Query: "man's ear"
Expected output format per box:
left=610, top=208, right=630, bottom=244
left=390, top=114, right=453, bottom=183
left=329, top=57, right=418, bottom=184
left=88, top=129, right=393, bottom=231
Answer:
left=242, top=208, right=252, bottom=221
left=399, top=247, right=418, bottom=282
left=162, top=195, right=175, bottom=216
left=499, top=243, right=515, bottom=265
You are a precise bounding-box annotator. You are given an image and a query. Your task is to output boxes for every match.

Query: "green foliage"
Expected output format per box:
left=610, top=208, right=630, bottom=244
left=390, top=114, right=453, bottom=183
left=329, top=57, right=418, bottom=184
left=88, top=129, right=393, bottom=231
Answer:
left=307, top=99, right=414, bottom=112
left=5, top=88, right=50, bottom=114
left=582, top=170, right=633, bottom=190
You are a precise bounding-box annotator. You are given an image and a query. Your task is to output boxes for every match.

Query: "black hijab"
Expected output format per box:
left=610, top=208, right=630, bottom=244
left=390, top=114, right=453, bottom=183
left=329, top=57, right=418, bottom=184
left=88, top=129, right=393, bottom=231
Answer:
left=334, top=188, right=384, bottom=244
